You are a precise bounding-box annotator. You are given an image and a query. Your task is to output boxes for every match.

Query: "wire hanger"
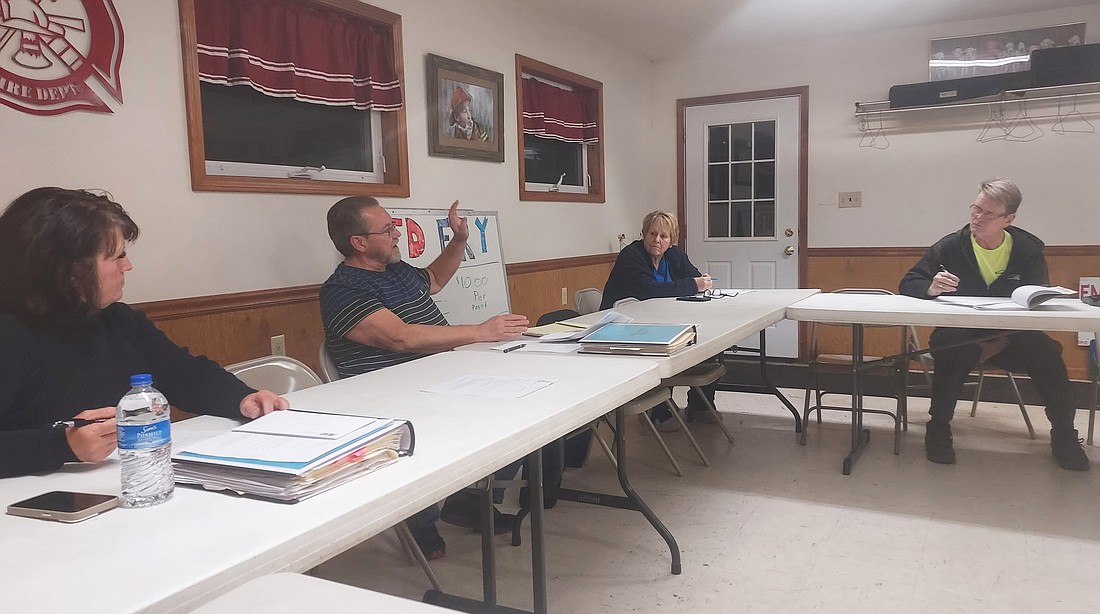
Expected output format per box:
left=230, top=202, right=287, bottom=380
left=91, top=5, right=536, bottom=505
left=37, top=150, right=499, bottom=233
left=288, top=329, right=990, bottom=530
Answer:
left=1051, top=94, right=1094, bottom=135
left=977, top=102, right=1008, bottom=143
left=858, top=112, right=889, bottom=150
left=1003, top=98, right=1043, bottom=142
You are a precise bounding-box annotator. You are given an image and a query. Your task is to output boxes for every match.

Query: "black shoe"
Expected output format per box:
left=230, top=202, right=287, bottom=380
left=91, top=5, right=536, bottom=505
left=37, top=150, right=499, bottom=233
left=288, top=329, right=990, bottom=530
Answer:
left=1051, top=429, right=1090, bottom=471
left=409, top=523, right=446, bottom=561
left=925, top=420, right=956, bottom=464
left=440, top=494, right=515, bottom=535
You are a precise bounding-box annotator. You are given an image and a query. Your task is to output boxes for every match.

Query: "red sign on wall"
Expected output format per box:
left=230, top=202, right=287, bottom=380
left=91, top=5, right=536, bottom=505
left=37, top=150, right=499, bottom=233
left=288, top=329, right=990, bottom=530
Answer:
left=0, top=0, right=123, bottom=115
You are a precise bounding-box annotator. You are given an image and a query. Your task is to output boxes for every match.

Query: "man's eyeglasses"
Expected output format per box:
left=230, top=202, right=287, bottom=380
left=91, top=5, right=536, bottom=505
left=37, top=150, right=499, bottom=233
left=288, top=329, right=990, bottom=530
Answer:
left=969, top=203, right=1007, bottom=220
left=360, top=223, right=398, bottom=236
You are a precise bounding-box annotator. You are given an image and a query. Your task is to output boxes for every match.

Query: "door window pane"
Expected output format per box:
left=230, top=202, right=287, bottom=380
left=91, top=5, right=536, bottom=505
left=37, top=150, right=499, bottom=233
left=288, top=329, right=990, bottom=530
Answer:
left=708, top=164, right=729, bottom=201
left=708, top=202, right=730, bottom=238
left=754, top=121, right=776, bottom=160
left=732, top=123, right=753, bottom=161
left=731, top=163, right=753, bottom=200
left=708, top=125, right=729, bottom=162
left=754, top=200, right=775, bottom=237
left=731, top=201, right=752, bottom=238
left=754, top=162, right=775, bottom=199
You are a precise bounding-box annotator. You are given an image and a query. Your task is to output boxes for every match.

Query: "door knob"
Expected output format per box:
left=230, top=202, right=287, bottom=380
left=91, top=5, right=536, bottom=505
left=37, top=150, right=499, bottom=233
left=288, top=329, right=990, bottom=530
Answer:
left=784, top=246, right=795, bottom=256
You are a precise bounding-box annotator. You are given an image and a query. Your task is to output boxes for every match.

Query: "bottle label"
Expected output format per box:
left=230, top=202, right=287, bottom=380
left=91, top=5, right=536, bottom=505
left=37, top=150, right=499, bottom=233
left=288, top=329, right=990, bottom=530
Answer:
left=118, top=420, right=171, bottom=450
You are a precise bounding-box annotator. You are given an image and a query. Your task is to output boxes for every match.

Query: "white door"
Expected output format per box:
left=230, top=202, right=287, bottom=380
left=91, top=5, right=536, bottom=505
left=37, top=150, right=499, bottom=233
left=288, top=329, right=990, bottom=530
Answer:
left=685, top=95, right=801, bottom=357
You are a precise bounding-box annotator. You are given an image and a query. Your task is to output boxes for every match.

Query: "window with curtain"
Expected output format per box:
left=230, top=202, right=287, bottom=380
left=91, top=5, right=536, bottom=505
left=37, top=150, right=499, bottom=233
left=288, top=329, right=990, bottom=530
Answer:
left=515, top=55, right=604, bottom=203
left=179, top=0, right=410, bottom=196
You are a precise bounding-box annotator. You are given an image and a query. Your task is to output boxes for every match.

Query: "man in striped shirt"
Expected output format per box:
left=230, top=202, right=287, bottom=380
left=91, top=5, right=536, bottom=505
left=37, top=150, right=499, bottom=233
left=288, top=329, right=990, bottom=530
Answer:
left=321, top=196, right=527, bottom=378
left=320, top=196, right=529, bottom=558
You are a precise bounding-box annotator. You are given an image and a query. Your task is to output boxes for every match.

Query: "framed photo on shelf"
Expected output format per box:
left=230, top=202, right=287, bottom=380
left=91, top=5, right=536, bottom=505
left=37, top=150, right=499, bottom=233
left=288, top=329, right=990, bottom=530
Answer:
left=426, top=54, right=505, bottom=162
left=929, top=22, right=1085, bottom=81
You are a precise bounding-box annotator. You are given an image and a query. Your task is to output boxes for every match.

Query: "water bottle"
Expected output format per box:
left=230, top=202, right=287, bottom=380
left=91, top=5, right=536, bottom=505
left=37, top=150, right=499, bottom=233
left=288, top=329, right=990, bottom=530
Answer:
left=117, top=374, right=174, bottom=507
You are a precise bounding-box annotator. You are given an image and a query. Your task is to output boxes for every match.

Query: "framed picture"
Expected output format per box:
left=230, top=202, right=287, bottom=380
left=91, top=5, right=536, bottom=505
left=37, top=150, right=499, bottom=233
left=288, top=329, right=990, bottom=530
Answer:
left=426, top=54, right=505, bottom=162
left=929, top=22, right=1085, bottom=81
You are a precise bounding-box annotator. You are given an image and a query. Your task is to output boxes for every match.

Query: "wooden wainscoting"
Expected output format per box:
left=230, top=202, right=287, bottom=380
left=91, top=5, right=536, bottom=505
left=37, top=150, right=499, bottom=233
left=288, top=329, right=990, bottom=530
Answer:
left=804, top=246, right=1100, bottom=380
left=132, top=254, right=617, bottom=382
left=507, top=254, right=617, bottom=322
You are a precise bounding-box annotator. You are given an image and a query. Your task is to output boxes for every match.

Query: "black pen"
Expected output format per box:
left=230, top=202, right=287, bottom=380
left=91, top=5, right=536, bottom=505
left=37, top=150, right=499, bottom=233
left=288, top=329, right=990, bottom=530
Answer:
left=51, top=418, right=111, bottom=429
left=502, top=343, right=525, bottom=353
left=939, top=264, right=952, bottom=275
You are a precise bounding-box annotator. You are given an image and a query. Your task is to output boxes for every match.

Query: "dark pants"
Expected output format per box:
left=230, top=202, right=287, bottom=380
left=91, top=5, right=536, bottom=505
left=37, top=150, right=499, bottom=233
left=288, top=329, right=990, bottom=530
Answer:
left=928, top=328, right=1075, bottom=430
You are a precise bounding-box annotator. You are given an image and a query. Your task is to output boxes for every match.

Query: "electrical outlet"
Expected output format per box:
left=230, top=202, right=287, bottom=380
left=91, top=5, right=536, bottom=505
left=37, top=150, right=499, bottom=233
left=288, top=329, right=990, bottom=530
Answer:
left=270, top=334, right=286, bottom=356
left=838, top=191, right=862, bottom=208
left=561, top=287, right=568, bottom=305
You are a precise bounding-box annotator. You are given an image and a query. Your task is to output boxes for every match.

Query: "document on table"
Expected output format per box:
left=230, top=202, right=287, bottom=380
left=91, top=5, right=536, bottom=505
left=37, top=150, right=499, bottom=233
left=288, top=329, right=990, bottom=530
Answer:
left=422, top=374, right=555, bottom=398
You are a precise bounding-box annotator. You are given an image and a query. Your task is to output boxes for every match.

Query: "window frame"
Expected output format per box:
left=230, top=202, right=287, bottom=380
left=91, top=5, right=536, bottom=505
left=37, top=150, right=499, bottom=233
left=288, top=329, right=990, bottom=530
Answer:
left=178, top=0, right=410, bottom=197
left=514, top=55, right=604, bottom=203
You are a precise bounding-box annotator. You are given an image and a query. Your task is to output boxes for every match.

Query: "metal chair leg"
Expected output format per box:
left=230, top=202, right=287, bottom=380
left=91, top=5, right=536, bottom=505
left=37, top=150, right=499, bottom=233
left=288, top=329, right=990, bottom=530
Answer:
left=393, top=523, right=443, bottom=592
left=1006, top=372, right=1037, bottom=440
left=664, top=399, right=709, bottom=467
left=641, top=412, right=683, bottom=477
left=697, top=387, right=735, bottom=444
left=970, top=370, right=986, bottom=417
left=590, top=422, right=618, bottom=469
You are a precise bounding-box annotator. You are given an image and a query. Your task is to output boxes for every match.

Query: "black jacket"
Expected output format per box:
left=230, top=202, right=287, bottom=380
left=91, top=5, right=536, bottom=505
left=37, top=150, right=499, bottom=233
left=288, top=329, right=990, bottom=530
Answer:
left=899, top=225, right=1049, bottom=300
left=0, top=303, right=254, bottom=477
left=600, top=240, right=702, bottom=309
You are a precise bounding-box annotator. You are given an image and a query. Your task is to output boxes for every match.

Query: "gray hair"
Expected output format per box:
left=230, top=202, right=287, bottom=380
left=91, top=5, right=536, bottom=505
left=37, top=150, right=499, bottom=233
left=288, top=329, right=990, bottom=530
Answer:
left=327, top=196, right=379, bottom=257
left=979, top=178, right=1022, bottom=215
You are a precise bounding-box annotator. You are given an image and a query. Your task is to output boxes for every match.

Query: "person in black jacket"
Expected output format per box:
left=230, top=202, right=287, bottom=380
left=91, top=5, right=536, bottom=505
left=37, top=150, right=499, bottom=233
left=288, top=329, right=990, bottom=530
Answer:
left=0, top=187, right=288, bottom=479
left=899, top=179, right=1087, bottom=470
left=600, top=211, right=712, bottom=309
left=601, top=211, right=716, bottom=429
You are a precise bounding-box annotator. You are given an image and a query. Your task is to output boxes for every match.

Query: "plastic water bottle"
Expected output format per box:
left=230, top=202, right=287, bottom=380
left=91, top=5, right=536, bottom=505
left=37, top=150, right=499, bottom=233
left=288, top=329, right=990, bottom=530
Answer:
left=117, top=374, right=174, bottom=507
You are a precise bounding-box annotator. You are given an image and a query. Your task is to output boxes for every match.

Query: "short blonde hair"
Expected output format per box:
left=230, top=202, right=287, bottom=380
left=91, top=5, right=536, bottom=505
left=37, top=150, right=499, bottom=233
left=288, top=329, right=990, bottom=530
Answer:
left=641, top=210, right=678, bottom=240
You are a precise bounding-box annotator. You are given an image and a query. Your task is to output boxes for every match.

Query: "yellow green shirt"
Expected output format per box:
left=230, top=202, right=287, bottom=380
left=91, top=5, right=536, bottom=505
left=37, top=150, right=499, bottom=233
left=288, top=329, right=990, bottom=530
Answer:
left=971, top=231, right=1013, bottom=286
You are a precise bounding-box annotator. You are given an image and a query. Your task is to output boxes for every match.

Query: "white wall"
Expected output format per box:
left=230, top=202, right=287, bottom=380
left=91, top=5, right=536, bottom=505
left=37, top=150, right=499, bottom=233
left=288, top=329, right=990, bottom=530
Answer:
left=0, top=0, right=652, bottom=302
left=648, top=3, right=1100, bottom=248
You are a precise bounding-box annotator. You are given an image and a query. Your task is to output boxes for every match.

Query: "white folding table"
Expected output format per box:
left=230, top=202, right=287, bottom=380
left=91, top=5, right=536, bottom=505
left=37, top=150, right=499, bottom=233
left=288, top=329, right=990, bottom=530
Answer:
left=0, top=351, right=658, bottom=614
left=787, top=293, right=1100, bottom=474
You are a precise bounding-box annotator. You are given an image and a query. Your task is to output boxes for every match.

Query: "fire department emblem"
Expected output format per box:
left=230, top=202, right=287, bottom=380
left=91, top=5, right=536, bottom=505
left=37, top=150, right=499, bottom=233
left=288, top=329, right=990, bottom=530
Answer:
left=0, top=0, right=123, bottom=115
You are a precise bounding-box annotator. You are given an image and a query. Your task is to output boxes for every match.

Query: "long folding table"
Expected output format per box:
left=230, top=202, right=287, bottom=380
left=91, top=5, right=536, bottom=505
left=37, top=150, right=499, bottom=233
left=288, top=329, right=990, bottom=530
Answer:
left=786, top=293, right=1100, bottom=475
left=0, top=351, right=659, bottom=613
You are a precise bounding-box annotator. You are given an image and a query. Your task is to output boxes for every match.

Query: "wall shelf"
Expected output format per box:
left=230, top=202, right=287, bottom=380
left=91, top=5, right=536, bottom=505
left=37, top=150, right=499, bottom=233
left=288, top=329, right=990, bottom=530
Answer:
left=854, top=81, right=1100, bottom=116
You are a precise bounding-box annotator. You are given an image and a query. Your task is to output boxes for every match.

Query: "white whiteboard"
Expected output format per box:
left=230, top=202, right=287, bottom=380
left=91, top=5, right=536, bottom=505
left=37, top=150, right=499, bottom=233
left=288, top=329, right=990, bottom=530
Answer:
left=388, top=209, right=510, bottom=325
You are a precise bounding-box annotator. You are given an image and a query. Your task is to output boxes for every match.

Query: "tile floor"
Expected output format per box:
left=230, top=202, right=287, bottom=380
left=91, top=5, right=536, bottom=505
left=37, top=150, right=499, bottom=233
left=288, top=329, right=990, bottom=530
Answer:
left=312, top=389, right=1100, bottom=613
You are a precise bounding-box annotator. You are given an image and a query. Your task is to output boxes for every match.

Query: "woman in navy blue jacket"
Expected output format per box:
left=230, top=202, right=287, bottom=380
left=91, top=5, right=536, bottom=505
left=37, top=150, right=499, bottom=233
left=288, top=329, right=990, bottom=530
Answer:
left=601, top=211, right=712, bottom=309
left=601, top=211, right=715, bottom=429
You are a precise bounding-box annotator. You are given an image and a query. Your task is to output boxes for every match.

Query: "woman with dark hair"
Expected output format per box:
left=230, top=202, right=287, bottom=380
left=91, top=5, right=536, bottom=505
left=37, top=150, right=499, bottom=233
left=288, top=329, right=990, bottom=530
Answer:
left=0, top=187, right=288, bottom=478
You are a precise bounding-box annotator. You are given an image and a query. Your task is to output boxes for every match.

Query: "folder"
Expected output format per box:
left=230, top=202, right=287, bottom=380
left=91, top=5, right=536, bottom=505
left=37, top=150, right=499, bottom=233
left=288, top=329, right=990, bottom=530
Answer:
left=577, top=322, right=697, bottom=356
left=172, top=409, right=414, bottom=503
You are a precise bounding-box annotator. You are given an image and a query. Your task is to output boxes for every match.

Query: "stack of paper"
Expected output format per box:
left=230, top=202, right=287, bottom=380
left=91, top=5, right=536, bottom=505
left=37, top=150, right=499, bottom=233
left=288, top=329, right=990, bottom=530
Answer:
left=578, top=322, right=697, bottom=356
left=172, top=410, right=414, bottom=503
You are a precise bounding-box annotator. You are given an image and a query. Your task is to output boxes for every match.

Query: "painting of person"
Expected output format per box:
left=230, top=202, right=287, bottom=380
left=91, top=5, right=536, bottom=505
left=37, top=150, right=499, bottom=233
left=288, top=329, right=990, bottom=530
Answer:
left=446, top=85, right=490, bottom=142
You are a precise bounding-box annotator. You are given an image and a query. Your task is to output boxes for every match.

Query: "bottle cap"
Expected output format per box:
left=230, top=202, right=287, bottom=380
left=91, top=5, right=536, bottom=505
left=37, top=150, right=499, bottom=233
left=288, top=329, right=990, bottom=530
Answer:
left=130, top=373, right=153, bottom=386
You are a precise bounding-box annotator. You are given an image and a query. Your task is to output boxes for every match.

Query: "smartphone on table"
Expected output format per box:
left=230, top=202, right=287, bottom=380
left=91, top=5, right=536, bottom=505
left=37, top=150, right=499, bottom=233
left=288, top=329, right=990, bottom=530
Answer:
left=7, top=491, right=119, bottom=523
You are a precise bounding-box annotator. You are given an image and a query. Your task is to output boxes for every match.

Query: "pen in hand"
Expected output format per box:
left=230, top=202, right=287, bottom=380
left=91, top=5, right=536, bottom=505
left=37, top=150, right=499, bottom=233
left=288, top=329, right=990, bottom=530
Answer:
left=51, top=418, right=111, bottom=429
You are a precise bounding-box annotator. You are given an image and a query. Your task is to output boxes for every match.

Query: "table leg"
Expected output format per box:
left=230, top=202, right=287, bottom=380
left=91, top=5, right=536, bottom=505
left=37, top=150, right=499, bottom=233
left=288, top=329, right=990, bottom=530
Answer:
left=526, top=449, right=548, bottom=614
left=843, top=323, right=872, bottom=475
left=756, top=329, right=803, bottom=433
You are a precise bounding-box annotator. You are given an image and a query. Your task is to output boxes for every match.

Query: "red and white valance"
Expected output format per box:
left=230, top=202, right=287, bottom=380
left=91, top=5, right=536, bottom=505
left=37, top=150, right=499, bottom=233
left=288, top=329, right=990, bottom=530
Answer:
left=194, top=0, right=402, bottom=111
left=521, top=76, right=599, bottom=144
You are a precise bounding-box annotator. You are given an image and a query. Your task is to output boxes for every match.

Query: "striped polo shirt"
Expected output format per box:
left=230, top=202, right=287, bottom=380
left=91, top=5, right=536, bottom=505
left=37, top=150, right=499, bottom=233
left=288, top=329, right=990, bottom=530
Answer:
left=320, top=261, right=448, bottom=378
